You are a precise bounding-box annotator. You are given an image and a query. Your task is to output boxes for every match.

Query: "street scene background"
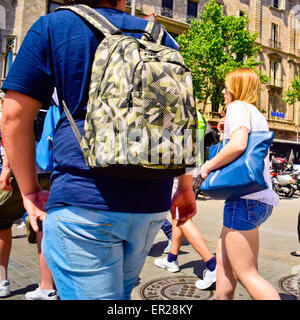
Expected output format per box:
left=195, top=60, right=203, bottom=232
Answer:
left=4, top=193, right=300, bottom=300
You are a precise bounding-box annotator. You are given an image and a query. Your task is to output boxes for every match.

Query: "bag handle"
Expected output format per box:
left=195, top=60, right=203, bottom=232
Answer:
left=55, top=5, right=122, bottom=37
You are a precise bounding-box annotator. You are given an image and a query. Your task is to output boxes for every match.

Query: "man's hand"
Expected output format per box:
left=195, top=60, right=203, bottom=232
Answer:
left=171, top=188, right=196, bottom=227
left=0, top=167, right=12, bottom=191
left=0, top=155, right=12, bottom=191
left=22, top=190, right=49, bottom=232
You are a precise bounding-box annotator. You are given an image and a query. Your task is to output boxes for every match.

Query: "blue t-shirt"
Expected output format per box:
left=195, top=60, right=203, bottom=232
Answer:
left=2, top=8, right=178, bottom=213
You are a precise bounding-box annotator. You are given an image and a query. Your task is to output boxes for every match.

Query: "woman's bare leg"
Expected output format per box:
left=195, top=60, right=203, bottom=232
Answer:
left=224, top=227, right=280, bottom=300
left=215, top=226, right=237, bottom=300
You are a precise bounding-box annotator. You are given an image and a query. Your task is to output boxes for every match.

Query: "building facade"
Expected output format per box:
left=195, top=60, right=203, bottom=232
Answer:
left=1, top=0, right=300, bottom=140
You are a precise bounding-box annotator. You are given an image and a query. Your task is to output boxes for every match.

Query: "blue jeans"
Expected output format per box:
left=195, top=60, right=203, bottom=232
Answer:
left=223, top=199, right=273, bottom=231
left=42, top=206, right=167, bottom=300
left=161, top=218, right=172, bottom=240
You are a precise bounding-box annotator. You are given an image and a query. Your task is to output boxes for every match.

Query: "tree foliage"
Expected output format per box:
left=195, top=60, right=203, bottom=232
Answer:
left=283, top=74, right=300, bottom=105
left=177, top=0, right=268, bottom=112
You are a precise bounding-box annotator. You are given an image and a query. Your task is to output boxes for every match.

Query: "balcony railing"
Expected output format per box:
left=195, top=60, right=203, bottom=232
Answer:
left=269, top=39, right=281, bottom=49
left=186, top=15, right=197, bottom=24
left=161, top=7, right=173, bottom=19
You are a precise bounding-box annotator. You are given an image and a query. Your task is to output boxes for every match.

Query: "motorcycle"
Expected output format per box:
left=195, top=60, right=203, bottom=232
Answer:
left=270, top=171, right=296, bottom=197
left=271, top=157, right=297, bottom=197
left=288, top=168, right=300, bottom=194
left=292, top=171, right=300, bottom=191
left=277, top=161, right=300, bottom=194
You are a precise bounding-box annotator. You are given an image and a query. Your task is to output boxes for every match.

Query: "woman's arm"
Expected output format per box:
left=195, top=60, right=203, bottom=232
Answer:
left=201, top=126, right=249, bottom=179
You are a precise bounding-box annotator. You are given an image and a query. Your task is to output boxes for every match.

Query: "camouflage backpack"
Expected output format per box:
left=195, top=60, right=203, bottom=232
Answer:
left=57, top=5, right=206, bottom=179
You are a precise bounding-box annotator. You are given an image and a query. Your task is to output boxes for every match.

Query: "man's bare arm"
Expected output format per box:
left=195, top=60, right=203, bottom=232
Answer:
left=1, top=90, right=42, bottom=195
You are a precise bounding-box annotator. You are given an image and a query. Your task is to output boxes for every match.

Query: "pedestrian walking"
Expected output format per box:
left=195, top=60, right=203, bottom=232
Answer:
left=0, top=97, right=57, bottom=299
left=155, top=177, right=216, bottom=289
left=290, top=210, right=300, bottom=257
left=0, top=153, right=15, bottom=298
left=1, top=0, right=197, bottom=300
left=200, top=68, right=280, bottom=300
left=160, top=219, right=173, bottom=254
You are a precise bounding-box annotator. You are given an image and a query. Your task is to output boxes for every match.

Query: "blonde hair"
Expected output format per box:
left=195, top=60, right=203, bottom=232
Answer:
left=225, top=68, right=260, bottom=105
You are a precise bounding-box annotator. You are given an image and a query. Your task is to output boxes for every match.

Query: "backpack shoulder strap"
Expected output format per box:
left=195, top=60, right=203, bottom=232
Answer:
left=55, top=4, right=122, bottom=38
left=141, top=20, right=165, bottom=44
left=61, top=100, right=82, bottom=145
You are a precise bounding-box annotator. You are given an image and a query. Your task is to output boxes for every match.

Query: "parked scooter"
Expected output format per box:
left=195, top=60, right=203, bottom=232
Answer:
left=271, top=157, right=297, bottom=197
left=291, top=171, right=300, bottom=191
left=271, top=171, right=296, bottom=197
left=285, top=166, right=300, bottom=194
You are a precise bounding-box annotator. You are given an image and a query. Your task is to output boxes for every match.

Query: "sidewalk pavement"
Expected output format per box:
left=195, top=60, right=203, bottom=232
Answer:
left=2, top=195, right=300, bottom=300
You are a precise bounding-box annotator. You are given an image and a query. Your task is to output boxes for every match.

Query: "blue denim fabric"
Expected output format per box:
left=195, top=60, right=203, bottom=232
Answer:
left=161, top=219, right=172, bottom=240
left=223, top=199, right=273, bottom=231
left=42, top=206, right=167, bottom=300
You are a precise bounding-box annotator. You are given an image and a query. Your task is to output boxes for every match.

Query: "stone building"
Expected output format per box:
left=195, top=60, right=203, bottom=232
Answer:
left=133, top=0, right=300, bottom=141
left=0, top=0, right=47, bottom=82
left=1, top=0, right=300, bottom=140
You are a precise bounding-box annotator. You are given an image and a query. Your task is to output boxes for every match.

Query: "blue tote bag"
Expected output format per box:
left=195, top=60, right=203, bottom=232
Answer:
left=36, top=105, right=60, bottom=172
left=200, top=131, right=274, bottom=200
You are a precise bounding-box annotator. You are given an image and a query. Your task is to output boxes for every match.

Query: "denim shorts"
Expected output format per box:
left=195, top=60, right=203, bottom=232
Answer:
left=223, top=198, right=273, bottom=231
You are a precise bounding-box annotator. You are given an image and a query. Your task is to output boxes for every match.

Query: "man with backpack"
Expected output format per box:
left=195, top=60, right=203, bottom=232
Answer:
left=1, top=0, right=198, bottom=299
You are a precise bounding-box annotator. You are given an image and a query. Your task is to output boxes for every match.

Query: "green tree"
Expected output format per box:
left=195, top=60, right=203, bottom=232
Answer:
left=177, top=0, right=268, bottom=113
left=283, top=74, right=300, bottom=105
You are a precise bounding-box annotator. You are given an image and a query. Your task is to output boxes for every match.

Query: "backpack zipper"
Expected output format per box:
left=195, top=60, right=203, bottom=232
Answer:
left=127, top=84, right=134, bottom=111
left=127, top=59, right=143, bottom=112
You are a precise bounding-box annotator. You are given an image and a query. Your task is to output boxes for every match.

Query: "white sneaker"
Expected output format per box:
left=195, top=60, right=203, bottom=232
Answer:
left=25, top=285, right=58, bottom=300
left=163, top=240, right=172, bottom=254
left=195, top=268, right=216, bottom=290
left=16, top=221, right=26, bottom=229
left=154, top=256, right=180, bottom=273
left=0, top=280, right=11, bottom=298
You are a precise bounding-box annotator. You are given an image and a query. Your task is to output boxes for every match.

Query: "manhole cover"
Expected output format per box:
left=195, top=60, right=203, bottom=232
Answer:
left=278, top=274, right=300, bottom=299
left=140, top=276, right=214, bottom=300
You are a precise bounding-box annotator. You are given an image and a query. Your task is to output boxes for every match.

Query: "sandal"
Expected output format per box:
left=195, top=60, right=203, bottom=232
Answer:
left=290, top=251, right=300, bottom=257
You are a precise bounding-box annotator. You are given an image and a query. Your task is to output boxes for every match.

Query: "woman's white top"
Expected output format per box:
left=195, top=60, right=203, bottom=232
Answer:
left=224, top=100, right=279, bottom=206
